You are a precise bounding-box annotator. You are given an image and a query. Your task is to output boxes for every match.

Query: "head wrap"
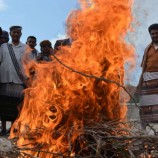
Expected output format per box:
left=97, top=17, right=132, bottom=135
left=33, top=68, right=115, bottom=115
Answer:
left=9, top=26, right=22, bottom=32
left=40, top=40, right=52, bottom=48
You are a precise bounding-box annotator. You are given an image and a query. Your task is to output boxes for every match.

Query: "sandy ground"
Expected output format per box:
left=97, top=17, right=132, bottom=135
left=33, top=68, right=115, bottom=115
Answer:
left=0, top=103, right=158, bottom=156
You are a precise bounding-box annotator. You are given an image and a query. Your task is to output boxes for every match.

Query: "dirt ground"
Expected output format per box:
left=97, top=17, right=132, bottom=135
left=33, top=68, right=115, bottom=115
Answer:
left=1, top=104, right=158, bottom=157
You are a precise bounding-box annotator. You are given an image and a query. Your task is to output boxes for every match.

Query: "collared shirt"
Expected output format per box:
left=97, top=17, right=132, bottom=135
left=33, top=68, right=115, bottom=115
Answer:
left=143, top=72, right=158, bottom=81
left=28, top=49, right=39, bottom=61
left=32, top=49, right=38, bottom=58
left=142, top=44, right=158, bottom=81
left=0, top=42, right=26, bottom=84
left=141, top=44, right=158, bottom=72
left=25, top=45, right=39, bottom=61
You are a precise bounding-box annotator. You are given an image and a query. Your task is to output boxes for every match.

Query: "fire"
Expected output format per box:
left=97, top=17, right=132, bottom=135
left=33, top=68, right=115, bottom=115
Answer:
left=10, top=0, right=135, bottom=157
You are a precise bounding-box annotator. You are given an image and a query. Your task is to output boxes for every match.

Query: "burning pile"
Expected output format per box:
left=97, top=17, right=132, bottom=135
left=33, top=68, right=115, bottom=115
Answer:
left=10, top=0, right=135, bottom=157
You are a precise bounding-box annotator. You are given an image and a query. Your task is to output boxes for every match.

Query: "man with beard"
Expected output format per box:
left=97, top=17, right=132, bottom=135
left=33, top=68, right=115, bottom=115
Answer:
left=0, top=26, right=26, bottom=135
left=26, top=36, right=39, bottom=60
left=137, top=23, right=158, bottom=130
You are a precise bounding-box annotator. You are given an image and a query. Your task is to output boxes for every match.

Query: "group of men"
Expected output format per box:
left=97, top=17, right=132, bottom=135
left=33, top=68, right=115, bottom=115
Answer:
left=0, top=23, right=158, bottom=136
left=0, top=25, right=71, bottom=136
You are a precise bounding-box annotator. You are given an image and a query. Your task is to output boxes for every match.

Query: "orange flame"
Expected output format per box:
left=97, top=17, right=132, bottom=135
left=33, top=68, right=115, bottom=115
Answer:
left=10, top=0, right=135, bottom=156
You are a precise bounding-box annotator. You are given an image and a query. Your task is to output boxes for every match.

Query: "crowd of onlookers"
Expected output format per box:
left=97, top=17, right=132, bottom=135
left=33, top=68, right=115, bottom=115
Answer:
left=0, top=25, right=71, bottom=136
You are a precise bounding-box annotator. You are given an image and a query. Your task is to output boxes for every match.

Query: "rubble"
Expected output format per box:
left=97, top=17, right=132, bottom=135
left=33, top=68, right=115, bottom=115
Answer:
left=0, top=137, right=19, bottom=158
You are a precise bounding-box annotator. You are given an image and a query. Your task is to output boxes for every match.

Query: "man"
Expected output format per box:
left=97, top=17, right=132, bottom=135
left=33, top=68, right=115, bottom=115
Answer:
left=26, top=36, right=38, bottom=60
left=0, top=30, right=9, bottom=135
left=0, top=26, right=26, bottom=135
left=54, top=38, right=71, bottom=51
left=36, top=40, right=54, bottom=62
left=137, top=23, right=158, bottom=130
left=0, top=30, right=9, bottom=45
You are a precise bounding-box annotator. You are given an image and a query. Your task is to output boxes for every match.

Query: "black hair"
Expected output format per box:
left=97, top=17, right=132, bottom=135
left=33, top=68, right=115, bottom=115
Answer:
left=27, top=36, right=37, bottom=41
left=148, top=23, right=158, bottom=34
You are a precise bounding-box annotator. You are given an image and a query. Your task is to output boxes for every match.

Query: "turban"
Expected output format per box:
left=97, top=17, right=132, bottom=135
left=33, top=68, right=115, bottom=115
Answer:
left=9, top=26, right=22, bottom=32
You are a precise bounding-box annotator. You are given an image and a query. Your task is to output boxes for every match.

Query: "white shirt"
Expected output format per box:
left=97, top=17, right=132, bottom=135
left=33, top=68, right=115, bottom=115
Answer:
left=0, top=42, right=26, bottom=84
left=143, top=72, right=158, bottom=81
left=29, top=49, right=39, bottom=60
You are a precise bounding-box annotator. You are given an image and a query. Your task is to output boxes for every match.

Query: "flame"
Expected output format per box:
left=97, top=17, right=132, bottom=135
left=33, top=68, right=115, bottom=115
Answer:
left=10, top=0, right=135, bottom=156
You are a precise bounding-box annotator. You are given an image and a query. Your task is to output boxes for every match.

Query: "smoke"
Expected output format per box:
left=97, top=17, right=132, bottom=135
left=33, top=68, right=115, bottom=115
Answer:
left=127, top=0, right=158, bottom=85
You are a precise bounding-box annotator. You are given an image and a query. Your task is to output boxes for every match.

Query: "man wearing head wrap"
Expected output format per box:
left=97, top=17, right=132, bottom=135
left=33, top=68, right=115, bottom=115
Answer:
left=54, top=38, right=71, bottom=51
left=36, top=40, right=54, bottom=62
left=0, top=30, right=9, bottom=135
left=137, top=23, right=158, bottom=130
left=0, top=26, right=26, bottom=136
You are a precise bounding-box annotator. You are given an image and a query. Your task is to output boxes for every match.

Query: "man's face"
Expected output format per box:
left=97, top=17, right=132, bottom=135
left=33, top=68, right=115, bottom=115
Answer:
left=10, top=29, right=22, bottom=42
left=150, top=29, right=158, bottom=44
left=0, top=37, right=9, bottom=43
left=41, top=45, right=51, bottom=54
left=27, top=38, right=36, bottom=49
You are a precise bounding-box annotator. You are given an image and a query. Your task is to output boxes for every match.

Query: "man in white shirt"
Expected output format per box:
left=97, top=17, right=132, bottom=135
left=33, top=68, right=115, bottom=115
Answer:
left=0, top=26, right=26, bottom=136
left=26, top=36, right=39, bottom=60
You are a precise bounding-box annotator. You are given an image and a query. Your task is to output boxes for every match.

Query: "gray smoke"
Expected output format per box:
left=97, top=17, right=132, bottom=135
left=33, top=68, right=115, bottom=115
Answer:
left=127, top=0, right=158, bottom=85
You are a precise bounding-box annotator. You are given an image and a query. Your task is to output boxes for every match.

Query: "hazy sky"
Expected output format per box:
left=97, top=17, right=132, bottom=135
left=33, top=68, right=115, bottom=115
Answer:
left=130, top=0, right=158, bottom=85
left=0, top=0, right=79, bottom=46
left=0, top=0, right=157, bottom=85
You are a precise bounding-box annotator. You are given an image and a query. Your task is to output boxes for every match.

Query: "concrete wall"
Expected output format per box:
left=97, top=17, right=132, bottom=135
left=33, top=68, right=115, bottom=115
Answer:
left=126, top=103, right=140, bottom=121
